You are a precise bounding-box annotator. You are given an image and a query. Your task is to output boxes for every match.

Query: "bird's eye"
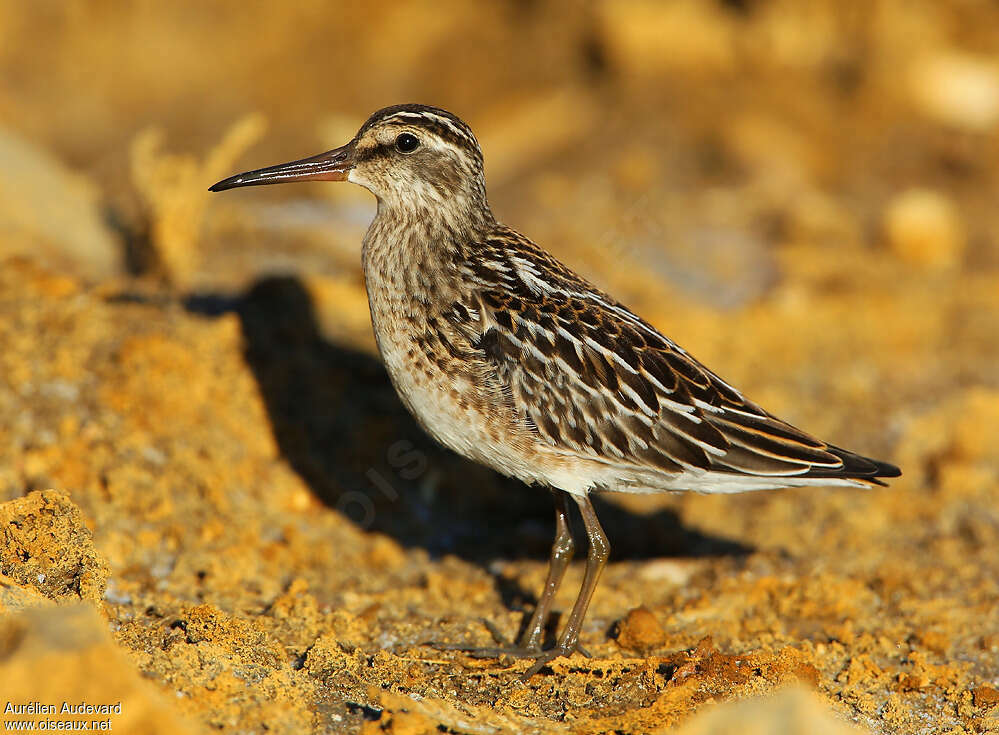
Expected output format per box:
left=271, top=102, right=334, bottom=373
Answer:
left=395, top=133, right=420, bottom=153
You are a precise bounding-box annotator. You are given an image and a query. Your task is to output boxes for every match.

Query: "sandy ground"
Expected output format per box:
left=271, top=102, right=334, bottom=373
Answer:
left=2, top=2, right=999, bottom=733
left=1, top=245, right=997, bottom=733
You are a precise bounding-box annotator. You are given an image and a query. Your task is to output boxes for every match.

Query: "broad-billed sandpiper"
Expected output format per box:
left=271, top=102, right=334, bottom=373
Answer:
left=211, top=104, right=900, bottom=675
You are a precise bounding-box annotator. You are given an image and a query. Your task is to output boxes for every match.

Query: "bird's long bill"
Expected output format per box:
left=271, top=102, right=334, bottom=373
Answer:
left=208, top=143, right=353, bottom=192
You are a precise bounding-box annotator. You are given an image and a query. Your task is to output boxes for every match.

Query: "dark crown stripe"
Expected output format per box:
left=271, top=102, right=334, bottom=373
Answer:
left=363, top=104, right=482, bottom=160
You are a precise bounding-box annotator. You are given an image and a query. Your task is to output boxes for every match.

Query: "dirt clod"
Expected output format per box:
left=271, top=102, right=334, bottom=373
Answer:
left=0, top=490, right=110, bottom=605
left=972, top=686, right=999, bottom=709
left=615, top=606, right=668, bottom=653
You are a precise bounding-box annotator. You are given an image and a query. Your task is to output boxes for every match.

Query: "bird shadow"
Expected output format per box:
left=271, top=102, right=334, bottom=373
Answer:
left=185, top=275, right=754, bottom=570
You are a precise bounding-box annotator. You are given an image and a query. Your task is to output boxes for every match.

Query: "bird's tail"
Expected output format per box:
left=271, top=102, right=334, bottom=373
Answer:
left=800, top=444, right=901, bottom=487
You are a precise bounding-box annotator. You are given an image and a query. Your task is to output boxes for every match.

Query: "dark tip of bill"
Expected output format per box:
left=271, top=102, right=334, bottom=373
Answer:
left=208, top=179, right=232, bottom=192
left=208, top=174, right=247, bottom=192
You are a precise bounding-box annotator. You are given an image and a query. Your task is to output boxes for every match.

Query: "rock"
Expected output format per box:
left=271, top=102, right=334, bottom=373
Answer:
left=0, top=490, right=110, bottom=605
left=0, top=126, right=119, bottom=280
left=674, top=687, right=866, bottom=735
left=973, top=686, right=999, bottom=709
left=883, top=188, right=965, bottom=270
left=914, top=630, right=949, bottom=656
left=0, top=604, right=204, bottom=735
left=909, top=52, right=999, bottom=132
left=131, top=113, right=266, bottom=287
left=615, top=606, right=667, bottom=653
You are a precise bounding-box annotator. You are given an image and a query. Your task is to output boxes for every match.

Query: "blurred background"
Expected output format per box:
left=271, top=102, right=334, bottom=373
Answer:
left=5, top=0, right=999, bottom=292
left=4, top=0, right=997, bottom=519
left=3, top=0, right=998, bottom=411
left=2, top=2, right=999, bottom=733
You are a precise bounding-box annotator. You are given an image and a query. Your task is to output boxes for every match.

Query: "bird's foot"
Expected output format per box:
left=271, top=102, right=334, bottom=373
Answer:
left=426, top=618, right=539, bottom=658
left=426, top=618, right=590, bottom=677
left=521, top=645, right=577, bottom=679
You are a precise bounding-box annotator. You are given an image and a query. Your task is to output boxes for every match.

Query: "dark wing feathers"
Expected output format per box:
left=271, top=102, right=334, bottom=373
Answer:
left=463, top=226, right=900, bottom=486
left=801, top=445, right=901, bottom=486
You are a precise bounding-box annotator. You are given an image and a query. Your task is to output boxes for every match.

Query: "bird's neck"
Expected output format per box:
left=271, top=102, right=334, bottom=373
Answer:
left=362, top=195, right=494, bottom=288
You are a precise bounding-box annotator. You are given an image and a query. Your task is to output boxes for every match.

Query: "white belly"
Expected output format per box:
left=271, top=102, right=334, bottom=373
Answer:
left=360, top=225, right=600, bottom=495
left=363, top=281, right=579, bottom=491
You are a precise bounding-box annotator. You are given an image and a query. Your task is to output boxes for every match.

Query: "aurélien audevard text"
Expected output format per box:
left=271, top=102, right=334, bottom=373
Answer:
left=5, top=702, right=122, bottom=715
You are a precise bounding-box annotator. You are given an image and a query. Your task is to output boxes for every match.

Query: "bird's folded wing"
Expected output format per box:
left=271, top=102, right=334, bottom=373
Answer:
left=460, top=229, right=878, bottom=481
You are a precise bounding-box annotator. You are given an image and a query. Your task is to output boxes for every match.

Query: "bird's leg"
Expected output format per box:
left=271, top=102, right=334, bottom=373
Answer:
left=424, top=489, right=575, bottom=660
left=518, top=489, right=575, bottom=651
left=523, top=493, right=608, bottom=678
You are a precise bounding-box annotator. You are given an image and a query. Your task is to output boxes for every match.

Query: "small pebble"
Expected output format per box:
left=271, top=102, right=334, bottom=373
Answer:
left=615, top=606, right=666, bottom=653
left=972, top=686, right=999, bottom=709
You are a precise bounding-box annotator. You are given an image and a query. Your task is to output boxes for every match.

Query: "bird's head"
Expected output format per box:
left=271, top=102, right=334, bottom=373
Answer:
left=210, top=104, right=490, bottom=225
